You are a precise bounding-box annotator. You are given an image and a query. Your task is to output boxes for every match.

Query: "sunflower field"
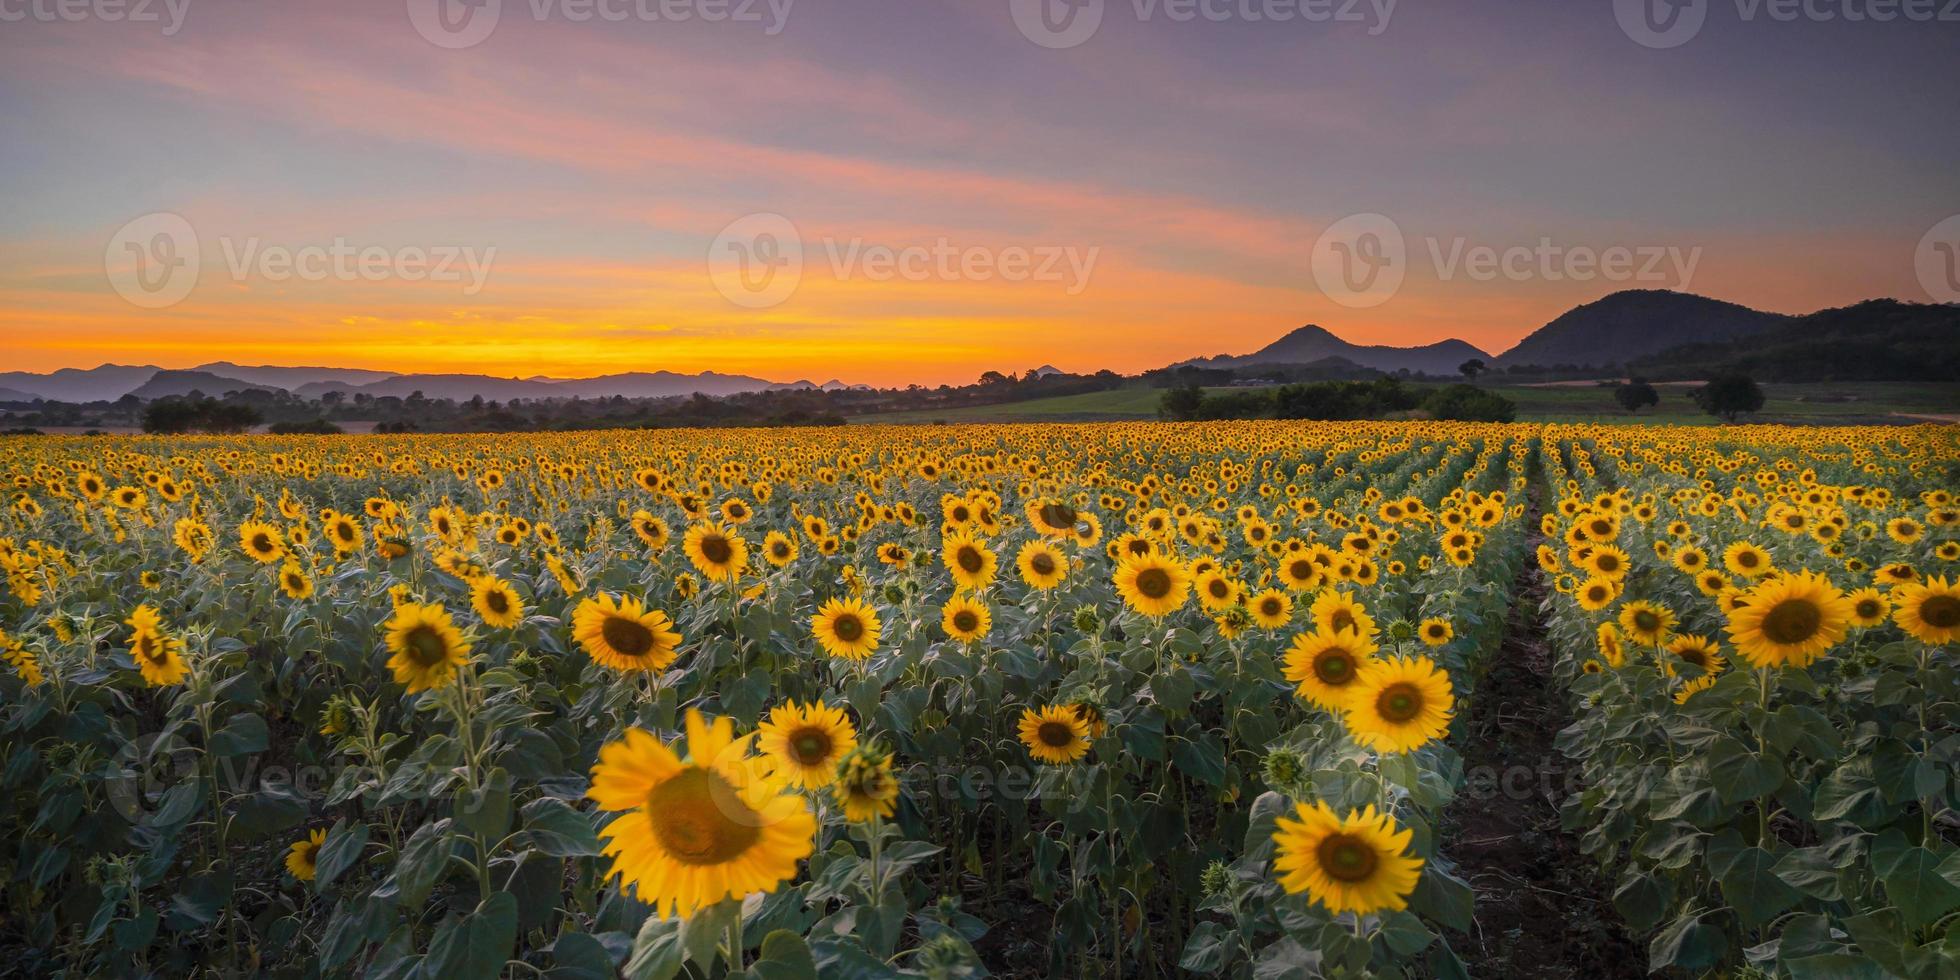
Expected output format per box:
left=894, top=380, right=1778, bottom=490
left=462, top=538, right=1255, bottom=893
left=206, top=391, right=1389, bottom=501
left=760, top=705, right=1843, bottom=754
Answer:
left=0, top=421, right=1952, bottom=978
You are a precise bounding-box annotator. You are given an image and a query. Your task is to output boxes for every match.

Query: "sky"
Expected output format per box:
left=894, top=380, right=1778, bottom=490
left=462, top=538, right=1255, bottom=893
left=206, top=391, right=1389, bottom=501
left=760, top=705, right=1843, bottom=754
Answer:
left=1, top=0, right=1955, bottom=387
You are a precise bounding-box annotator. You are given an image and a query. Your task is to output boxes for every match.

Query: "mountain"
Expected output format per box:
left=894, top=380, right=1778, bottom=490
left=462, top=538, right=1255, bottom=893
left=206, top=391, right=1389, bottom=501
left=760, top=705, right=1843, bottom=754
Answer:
left=1181, top=325, right=1490, bottom=376
left=128, top=370, right=277, bottom=400
left=0, top=387, right=41, bottom=402
left=0, top=364, right=161, bottom=402
left=292, top=370, right=809, bottom=402
left=1629, top=299, right=1960, bottom=382
left=191, top=362, right=395, bottom=390
left=1494, top=290, right=1792, bottom=369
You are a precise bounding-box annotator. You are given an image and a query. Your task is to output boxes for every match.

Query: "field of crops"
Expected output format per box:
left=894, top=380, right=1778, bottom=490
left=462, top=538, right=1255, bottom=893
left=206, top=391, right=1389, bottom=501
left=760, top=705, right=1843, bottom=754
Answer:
left=0, top=421, right=1953, bottom=978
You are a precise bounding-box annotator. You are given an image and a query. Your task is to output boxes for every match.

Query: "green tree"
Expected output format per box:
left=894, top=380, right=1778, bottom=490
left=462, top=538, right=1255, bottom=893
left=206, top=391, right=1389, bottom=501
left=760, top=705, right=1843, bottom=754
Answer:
left=1692, top=373, right=1765, bottom=422
left=1614, top=378, right=1660, bottom=414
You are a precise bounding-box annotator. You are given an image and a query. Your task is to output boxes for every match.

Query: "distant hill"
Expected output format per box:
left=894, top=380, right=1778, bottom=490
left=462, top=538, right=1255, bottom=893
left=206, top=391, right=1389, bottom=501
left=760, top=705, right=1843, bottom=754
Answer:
left=1630, top=299, right=1960, bottom=382
left=0, top=386, right=41, bottom=402
left=1180, top=325, right=1490, bottom=376
left=0, top=364, right=161, bottom=403
left=1494, top=290, right=1791, bottom=369
left=128, top=370, right=276, bottom=400
left=192, top=362, right=395, bottom=390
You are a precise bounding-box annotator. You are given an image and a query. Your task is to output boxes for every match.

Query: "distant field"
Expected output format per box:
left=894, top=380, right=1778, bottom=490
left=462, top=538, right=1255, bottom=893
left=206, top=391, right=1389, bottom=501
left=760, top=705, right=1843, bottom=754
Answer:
left=854, top=381, right=1960, bottom=425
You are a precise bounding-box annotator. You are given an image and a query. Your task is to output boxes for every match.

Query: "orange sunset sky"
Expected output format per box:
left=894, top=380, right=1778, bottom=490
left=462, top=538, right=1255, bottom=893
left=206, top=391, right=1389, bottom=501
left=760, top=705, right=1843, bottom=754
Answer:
left=2, top=2, right=1953, bottom=387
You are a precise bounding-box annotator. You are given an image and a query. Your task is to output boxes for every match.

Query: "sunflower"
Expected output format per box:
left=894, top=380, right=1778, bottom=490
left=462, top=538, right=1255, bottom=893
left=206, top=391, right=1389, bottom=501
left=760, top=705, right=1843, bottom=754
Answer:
left=1725, top=570, right=1852, bottom=668
left=757, top=700, right=857, bottom=789
left=1418, top=617, right=1453, bottom=647
left=940, top=595, right=992, bottom=643
left=130, top=623, right=189, bottom=687
left=1672, top=546, right=1708, bottom=573
left=1342, top=655, right=1454, bottom=753
left=1276, top=553, right=1323, bottom=592
left=630, top=510, right=671, bottom=551
left=1282, top=628, right=1379, bottom=710
left=683, top=524, right=748, bottom=583
left=812, top=596, right=881, bottom=661
left=1618, top=600, right=1675, bottom=646
left=831, top=742, right=899, bottom=823
left=470, top=576, right=526, bottom=629
left=382, top=602, right=470, bottom=693
left=1025, top=498, right=1080, bottom=537
left=1723, top=541, right=1773, bottom=579
left=1248, top=589, right=1294, bottom=630
left=1194, top=570, right=1241, bottom=612
left=1271, top=802, right=1423, bottom=915
left=1585, top=544, right=1631, bottom=581
left=942, top=531, right=998, bottom=591
left=587, top=711, right=816, bottom=919
left=315, top=511, right=359, bottom=554
left=1575, top=576, right=1620, bottom=612
left=1674, top=675, right=1718, bottom=704
left=1018, top=705, right=1091, bottom=765
left=238, top=520, right=287, bottom=564
left=761, top=531, right=798, bottom=567
left=1665, top=633, right=1727, bottom=676
left=1309, top=590, right=1376, bottom=638
left=278, top=561, right=314, bottom=600
left=1112, top=553, right=1190, bottom=618
left=1596, top=622, right=1626, bottom=668
left=574, top=593, right=682, bottom=672
left=285, top=828, right=327, bottom=881
left=1846, top=586, right=1890, bottom=628
left=1016, top=540, right=1067, bottom=590
left=1891, top=576, right=1960, bottom=645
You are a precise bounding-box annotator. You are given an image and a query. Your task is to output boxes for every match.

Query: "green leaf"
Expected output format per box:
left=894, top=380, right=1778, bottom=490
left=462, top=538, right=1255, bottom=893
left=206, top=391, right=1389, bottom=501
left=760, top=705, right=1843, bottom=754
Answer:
left=389, top=818, right=452, bottom=907
left=1706, top=737, right=1785, bottom=805
left=315, top=818, right=369, bottom=890
left=1611, top=871, right=1670, bottom=933
left=208, top=713, right=269, bottom=757
left=1150, top=667, right=1196, bottom=712
left=1875, top=844, right=1960, bottom=930
left=1648, top=910, right=1724, bottom=972
left=680, top=900, right=736, bottom=967
left=520, top=797, right=601, bottom=857
left=1718, top=846, right=1801, bottom=929
left=751, top=929, right=819, bottom=980
left=1178, top=920, right=1233, bottom=975
left=421, top=891, right=518, bottom=980
left=546, top=932, right=616, bottom=980
left=1170, top=732, right=1227, bottom=788
left=455, top=767, right=513, bottom=842
left=623, top=916, right=684, bottom=980
left=1410, top=865, right=1473, bottom=933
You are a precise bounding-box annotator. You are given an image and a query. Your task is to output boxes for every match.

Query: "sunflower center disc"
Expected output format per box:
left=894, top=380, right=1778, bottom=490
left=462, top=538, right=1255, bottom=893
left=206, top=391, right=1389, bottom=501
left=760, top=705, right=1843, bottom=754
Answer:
left=1031, top=554, right=1056, bottom=576
left=404, top=626, right=450, bottom=667
left=832, top=615, right=863, bottom=642
left=791, top=731, right=831, bottom=765
left=953, top=612, right=978, bottom=632
left=1135, top=569, right=1171, bottom=598
left=1313, top=650, right=1352, bottom=685
left=645, top=768, right=759, bottom=865
left=1040, top=503, right=1076, bottom=529
left=700, top=536, right=732, bottom=565
left=1920, top=595, right=1960, bottom=629
left=957, top=548, right=984, bottom=573
left=1317, top=834, right=1379, bottom=883
left=1761, top=599, right=1822, bottom=645
left=487, top=591, right=509, bottom=613
left=1377, top=684, right=1423, bottom=723
left=602, top=616, right=654, bottom=657
left=1037, top=721, right=1076, bottom=748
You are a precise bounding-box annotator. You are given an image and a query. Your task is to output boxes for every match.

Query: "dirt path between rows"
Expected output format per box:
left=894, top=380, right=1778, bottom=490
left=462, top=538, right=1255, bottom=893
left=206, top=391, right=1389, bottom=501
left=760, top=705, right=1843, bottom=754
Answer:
left=1442, top=486, right=1643, bottom=978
